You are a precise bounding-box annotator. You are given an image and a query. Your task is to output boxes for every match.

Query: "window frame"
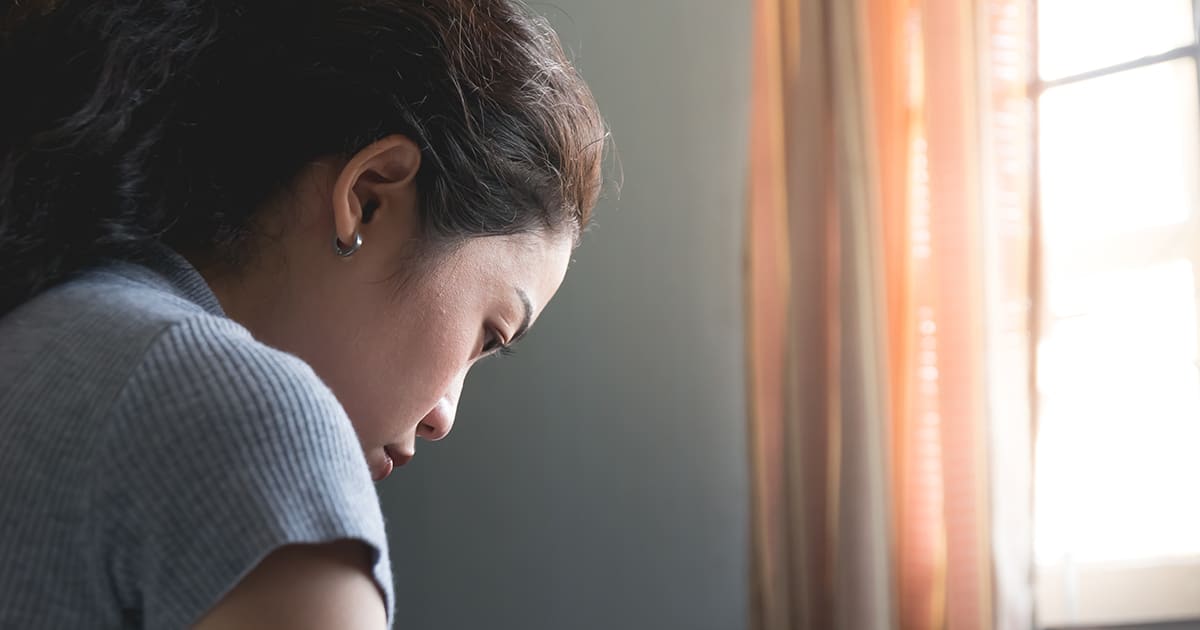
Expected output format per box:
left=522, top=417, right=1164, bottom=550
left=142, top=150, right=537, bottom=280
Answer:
left=1030, top=1, right=1200, bottom=627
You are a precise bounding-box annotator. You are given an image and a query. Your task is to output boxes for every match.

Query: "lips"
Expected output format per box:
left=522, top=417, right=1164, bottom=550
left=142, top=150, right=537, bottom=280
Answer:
left=373, top=445, right=414, bottom=481
left=372, top=453, right=394, bottom=482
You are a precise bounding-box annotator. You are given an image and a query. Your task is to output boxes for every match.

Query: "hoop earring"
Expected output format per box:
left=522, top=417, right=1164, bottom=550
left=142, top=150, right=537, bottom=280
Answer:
left=334, top=232, right=363, bottom=257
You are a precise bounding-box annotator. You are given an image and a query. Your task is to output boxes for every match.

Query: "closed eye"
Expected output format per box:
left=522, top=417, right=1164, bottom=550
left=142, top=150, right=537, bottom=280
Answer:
left=481, top=289, right=532, bottom=360
left=482, top=328, right=517, bottom=359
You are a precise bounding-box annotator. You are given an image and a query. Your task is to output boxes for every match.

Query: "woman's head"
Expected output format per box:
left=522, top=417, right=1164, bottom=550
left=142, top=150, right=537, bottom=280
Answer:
left=0, top=0, right=607, bottom=473
left=217, top=135, right=578, bottom=480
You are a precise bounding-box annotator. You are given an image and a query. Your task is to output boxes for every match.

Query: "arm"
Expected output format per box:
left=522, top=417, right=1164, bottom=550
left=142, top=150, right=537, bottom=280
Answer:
left=194, top=540, right=388, bottom=630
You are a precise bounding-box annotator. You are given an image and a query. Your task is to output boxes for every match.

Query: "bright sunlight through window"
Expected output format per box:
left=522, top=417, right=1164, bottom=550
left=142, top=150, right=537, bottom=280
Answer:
left=1033, top=0, right=1200, bottom=625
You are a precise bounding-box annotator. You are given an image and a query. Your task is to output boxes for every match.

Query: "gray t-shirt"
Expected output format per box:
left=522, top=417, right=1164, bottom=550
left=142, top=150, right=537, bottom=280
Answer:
left=0, top=246, right=394, bottom=629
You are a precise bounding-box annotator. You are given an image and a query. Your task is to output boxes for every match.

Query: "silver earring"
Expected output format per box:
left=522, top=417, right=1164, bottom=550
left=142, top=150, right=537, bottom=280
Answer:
left=334, top=232, right=363, bottom=257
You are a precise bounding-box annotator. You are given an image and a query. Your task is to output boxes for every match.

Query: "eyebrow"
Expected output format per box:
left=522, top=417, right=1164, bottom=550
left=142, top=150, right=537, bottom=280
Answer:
left=510, top=288, right=533, bottom=345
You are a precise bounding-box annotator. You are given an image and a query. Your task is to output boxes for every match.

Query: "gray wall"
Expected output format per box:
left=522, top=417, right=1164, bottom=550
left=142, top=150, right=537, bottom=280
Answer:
left=379, top=2, right=752, bottom=628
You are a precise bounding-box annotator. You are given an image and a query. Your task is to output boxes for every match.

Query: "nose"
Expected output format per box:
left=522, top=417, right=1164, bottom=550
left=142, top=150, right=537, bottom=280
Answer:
left=417, top=373, right=465, bottom=442
left=417, top=396, right=457, bottom=441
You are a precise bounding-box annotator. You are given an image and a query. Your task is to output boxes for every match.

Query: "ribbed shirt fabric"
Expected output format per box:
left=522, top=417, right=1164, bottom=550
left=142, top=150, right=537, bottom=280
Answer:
left=0, top=246, right=394, bottom=629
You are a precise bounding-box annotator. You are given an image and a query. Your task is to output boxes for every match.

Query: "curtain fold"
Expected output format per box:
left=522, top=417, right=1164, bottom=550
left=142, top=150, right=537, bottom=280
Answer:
left=747, top=0, right=895, bottom=628
left=979, top=2, right=1036, bottom=628
left=921, top=0, right=993, bottom=625
left=747, top=0, right=1025, bottom=628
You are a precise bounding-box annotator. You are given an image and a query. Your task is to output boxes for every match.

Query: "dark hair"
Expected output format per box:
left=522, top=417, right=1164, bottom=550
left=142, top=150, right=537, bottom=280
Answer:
left=0, top=0, right=607, bottom=315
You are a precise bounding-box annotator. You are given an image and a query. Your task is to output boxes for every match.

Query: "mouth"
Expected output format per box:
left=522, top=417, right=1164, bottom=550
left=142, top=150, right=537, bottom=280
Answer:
left=373, top=445, right=414, bottom=482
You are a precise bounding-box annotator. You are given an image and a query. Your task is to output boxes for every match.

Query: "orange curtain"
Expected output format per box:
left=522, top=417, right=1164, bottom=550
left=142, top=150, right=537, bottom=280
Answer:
left=746, top=0, right=895, bottom=627
left=746, top=0, right=1024, bottom=627
left=745, top=0, right=839, bottom=626
left=891, top=1, right=994, bottom=628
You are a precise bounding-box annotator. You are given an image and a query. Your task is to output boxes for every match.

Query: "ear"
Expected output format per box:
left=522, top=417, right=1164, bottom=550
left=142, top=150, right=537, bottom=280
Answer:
left=330, top=135, right=422, bottom=247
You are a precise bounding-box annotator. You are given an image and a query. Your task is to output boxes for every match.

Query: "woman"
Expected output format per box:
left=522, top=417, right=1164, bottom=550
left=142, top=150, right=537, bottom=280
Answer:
left=0, top=0, right=605, bottom=627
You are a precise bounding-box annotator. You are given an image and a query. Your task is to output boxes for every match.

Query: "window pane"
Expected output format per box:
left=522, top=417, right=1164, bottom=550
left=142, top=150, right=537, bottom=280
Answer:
left=1039, top=0, right=1194, bottom=81
left=1036, top=261, right=1200, bottom=564
left=1039, top=58, right=1200, bottom=243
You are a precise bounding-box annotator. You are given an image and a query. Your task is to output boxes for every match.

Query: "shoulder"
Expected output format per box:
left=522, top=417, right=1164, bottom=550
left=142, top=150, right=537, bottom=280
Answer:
left=0, top=263, right=217, bottom=393
left=98, top=310, right=393, bottom=628
left=1, top=258, right=394, bottom=627
left=119, top=313, right=345, bottom=435
left=104, top=310, right=378, bottom=522
left=111, top=313, right=366, bottom=482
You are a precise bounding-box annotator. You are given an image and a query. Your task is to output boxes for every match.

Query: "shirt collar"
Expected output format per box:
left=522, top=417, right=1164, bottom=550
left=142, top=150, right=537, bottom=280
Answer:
left=129, top=242, right=227, bottom=318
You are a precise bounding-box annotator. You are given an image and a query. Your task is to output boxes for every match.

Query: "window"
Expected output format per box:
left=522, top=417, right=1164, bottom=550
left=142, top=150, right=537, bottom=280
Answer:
left=1032, top=0, right=1200, bottom=626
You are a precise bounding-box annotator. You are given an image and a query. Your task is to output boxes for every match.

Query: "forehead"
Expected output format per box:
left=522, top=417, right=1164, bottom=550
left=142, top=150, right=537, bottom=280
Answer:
left=466, top=231, right=568, bottom=266
left=422, top=231, right=570, bottom=295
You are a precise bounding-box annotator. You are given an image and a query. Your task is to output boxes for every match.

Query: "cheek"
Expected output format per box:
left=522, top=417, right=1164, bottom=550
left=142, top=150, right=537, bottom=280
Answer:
left=281, top=263, right=481, bottom=448
left=336, top=307, right=477, bottom=443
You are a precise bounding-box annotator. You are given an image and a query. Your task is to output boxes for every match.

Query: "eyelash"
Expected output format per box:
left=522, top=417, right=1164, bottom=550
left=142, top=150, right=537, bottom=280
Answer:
left=484, top=328, right=517, bottom=358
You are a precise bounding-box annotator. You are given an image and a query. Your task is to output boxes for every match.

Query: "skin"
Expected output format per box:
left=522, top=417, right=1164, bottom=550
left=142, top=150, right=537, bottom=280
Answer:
left=191, top=135, right=574, bottom=628
left=193, top=542, right=388, bottom=629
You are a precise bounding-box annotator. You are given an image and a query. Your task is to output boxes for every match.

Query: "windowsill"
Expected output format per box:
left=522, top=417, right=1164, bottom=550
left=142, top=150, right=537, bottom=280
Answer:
left=1045, top=621, right=1200, bottom=630
left=1036, top=555, right=1200, bottom=628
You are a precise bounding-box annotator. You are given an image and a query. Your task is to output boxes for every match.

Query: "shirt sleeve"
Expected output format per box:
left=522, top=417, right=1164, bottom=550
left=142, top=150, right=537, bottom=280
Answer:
left=97, top=316, right=394, bottom=629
